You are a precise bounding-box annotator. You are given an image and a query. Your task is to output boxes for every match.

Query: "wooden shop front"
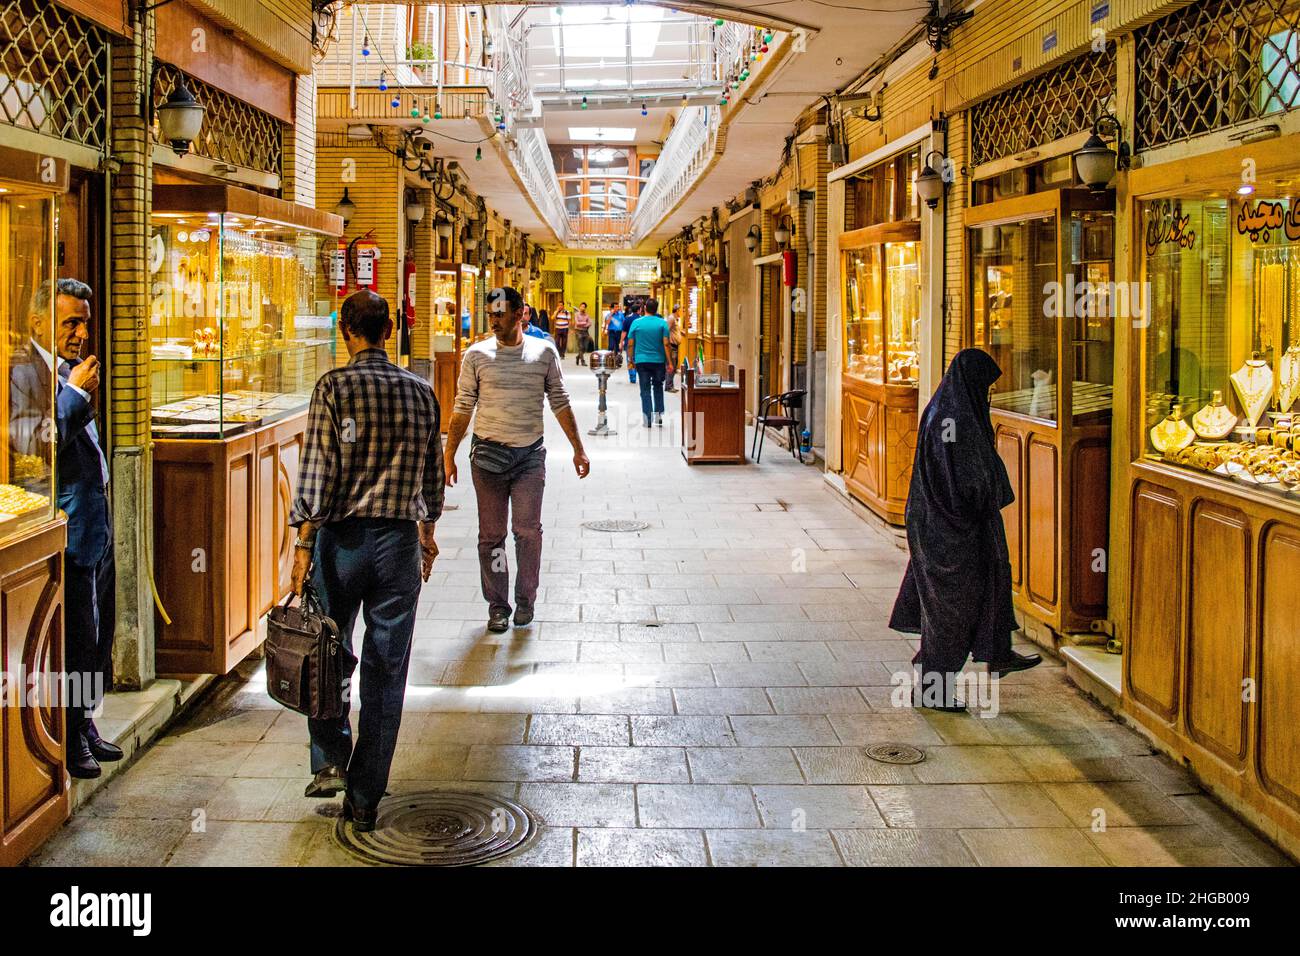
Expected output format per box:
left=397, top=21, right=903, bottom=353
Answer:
left=149, top=184, right=342, bottom=675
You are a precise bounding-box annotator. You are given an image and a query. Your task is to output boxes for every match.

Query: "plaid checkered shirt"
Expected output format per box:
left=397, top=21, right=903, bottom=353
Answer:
left=291, top=348, right=444, bottom=527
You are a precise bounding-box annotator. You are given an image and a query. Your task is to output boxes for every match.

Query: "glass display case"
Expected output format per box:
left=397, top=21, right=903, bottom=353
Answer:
left=149, top=185, right=340, bottom=439
left=1140, top=194, right=1300, bottom=494
left=0, top=175, right=58, bottom=544
left=842, top=227, right=921, bottom=386
left=843, top=246, right=882, bottom=381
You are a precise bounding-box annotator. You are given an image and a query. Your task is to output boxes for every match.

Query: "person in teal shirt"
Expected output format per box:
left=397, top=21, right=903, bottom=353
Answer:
left=626, top=298, right=671, bottom=427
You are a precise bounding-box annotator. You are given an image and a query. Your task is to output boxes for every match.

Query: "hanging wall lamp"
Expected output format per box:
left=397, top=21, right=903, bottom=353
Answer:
left=744, top=224, right=761, bottom=253
left=773, top=217, right=791, bottom=246
left=435, top=212, right=454, bottom=239
left=915, top=150, right=949, bottom=209
left=334, top=187, right=357, bottom=226
left=1074, top=113, right=1131, bottom=193
left=156, top=75, right=205, bottom=157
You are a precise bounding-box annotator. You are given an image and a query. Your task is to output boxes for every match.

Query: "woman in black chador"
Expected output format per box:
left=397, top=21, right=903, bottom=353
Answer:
left=889, top=349, right=1040, bottom=710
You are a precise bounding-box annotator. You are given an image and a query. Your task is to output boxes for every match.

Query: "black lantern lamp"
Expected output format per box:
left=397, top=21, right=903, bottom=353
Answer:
left=1074, top=113, right=1130, bottom=193
left=744, top=223, right=761, bottom=253
left=773, top=217, right=791, bottom=246
left=157, top=76, right=205, bottom=157
left=915, top=149, right=948, bottom=209
left=333, top=188, right=357, bottom=226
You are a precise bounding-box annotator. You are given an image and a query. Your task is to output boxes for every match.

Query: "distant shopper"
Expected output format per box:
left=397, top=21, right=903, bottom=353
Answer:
left=521, top=305, right=550, bottom=342
left=623, top=305, right=641, bottom=383
left=290, top=289, right=443, bottom=831
left=605, top=305, right=625, bottom=362
left=445, top=286, right=591, bottom=633
left=13, top=280, right=120, bottom=779
left=532, top=305, right=550, bottom=334
left=889, top=349, right=1040, bottom=711
left=626, top=297, right=671, bottom=427
left=553, top=303, right=571, bottom=357
left=665, top=304, right=683, bottom=392
left=574, top=302, right=593, bottom=363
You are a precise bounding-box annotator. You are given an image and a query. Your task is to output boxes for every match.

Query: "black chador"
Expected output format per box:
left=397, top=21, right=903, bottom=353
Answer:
left=889, top=349, right=1038, bottom=702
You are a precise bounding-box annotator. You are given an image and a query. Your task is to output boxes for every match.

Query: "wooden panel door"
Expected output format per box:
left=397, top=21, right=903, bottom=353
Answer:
left=995, top=427, right=1023, bottom=589
left=255, top=440, right=279, bottom=618
left=1026, top=436, right=1060, bottom=610
left=1127, top=481, right=1183, bottom=721
left=1185, top=502, right=1250, bottom=766
left=842, top=387, right=881, bottom=501
left=1259, top=523, right=1300, bottom=814
left=0, top=523, right=68, bottom=866
left=274, top=424, right=306, bottom=598
left=226, top=445, right=256, bottom=657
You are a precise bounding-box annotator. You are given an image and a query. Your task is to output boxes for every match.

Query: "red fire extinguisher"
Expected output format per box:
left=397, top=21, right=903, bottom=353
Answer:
left=782, top=249, right=797, bottom=287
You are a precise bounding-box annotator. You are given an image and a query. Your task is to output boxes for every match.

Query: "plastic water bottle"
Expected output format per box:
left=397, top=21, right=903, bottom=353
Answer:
left=800, top=429, right=812, bottom=456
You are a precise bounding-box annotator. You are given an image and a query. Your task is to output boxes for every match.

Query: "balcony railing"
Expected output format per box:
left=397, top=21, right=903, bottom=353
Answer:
left=630, top=105, right=720, bottom=243
left=568, top=209, right=633, bottom=245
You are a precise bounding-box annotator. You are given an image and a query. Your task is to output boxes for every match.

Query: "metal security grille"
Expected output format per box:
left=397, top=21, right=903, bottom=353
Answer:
left=1135, top=0, right=1300, bottom=150
left=0, top=0, right=109, bottom=150
left=154, top=63, right=283, bottom=176
left=970, top=46, right=1117, bottom=167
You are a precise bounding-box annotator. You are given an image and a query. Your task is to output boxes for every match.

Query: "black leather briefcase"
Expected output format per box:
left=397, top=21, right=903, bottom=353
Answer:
left=264, top=584, right=356, bottom=720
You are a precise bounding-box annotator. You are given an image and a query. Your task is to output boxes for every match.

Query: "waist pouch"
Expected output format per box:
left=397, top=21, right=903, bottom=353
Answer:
left=471, top=435, right=546, bottom=476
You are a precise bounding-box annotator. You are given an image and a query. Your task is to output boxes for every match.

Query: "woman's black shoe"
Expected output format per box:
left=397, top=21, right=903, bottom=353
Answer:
left=988, top=651, right=1042, bottom=676
left=342, top=795, right=377, bottom=833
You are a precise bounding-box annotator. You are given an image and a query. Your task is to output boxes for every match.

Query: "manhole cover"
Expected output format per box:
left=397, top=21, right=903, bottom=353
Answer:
left=581, top=519, right=650, bottom=532
left=864, top=743, right=926, bottom=765
left=334, top=790, right=539, bottom=866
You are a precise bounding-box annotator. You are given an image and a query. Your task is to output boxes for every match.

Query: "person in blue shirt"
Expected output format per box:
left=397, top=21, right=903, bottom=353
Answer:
left=604, top=306, right=625, bottom=363
left=626, top=297, right=671, bottom=427
left=623, top=305, right=641, bottom=383
left=520, top=305, right=552, bottom=343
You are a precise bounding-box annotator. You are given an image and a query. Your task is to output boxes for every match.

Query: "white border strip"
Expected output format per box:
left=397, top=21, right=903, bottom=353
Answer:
left=828, top=122, right=932, bottom=184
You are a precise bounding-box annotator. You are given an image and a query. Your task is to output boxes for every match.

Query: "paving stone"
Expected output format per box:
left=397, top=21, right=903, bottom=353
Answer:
left=911, top=746, right=1033, bottom=784
left=527, top=714, right=631, bottom=746
left=579, top=686, right=676, bottom=715
left=84, top=772, right=221, bottom=820
left=483, top=827, right=576, bottom=867
left=828, top=713, right=947, bottom=747
left=792, top=747, right=918, bottom=785
left=206, top=777, right=292, bottom=821
left=462, top=745, right=575, bottom=782
left=577, top=641, right=665, bottom=663
left=637, top=784, right=759, bottom=828
left=868, top=785, right=1007, bottom=828
left=404, top=713, right=527, bottom=746
left=518, top=783, right=637, bottom=827
left=767, top=687, right=872, bottom=714
left=662, top=642, right=750, bottom=663
left=577, top=828, right=708, bottom=866
left=1042, top=781, right=1194, bottom=828
left=673, top=687, right=773, bottom=715
left=959, top=828, right=1109, bottom=866
left=712, top=662, right=807, bottom=687
left=1085, top=825, right=1246, bottom=866
left=754, top=784, right=885, bottom=829
left=632, top=715, right=736, bottom=747
left=687, top=747, right=804, bottom=784
left=731, top=715, right=839, bottom=747
left=28, top=816, right=190, bottom=867
left=834, top=828, right=977, bottom=866
left=1010, top=744, right=1144, bottom=783
left=706, top=828, right=843, bottom=866
left=980, top=784, right=1074, bottom=827
left=166, top=821, right=321, bottom=867
left=578, top=747, right=690, bottom=783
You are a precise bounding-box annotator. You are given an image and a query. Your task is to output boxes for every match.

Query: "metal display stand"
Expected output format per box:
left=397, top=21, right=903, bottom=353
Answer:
left=587, top=349, right=618, bottom=437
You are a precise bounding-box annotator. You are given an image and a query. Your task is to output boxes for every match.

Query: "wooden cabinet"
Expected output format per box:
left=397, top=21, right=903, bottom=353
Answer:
left=154, top=412, right=307, bottom=675
left=841, top=375, right=918, bottom=525
left=1126, top=463, right=1300, bottom=844
left=433, top=351, right=459, bottom=433
left=0, top=522, right=68, bottom=867
left=682, top=367, right=747, bottom=464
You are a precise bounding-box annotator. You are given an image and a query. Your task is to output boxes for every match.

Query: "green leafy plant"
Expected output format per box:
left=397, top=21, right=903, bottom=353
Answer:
left=406, top=41, right=436, bottom=62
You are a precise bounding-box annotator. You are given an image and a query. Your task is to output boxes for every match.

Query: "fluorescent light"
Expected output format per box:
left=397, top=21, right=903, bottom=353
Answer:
left=568, top=127, right=636, bottom=141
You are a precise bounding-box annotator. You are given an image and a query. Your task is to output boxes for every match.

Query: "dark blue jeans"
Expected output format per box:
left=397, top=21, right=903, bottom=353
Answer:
left=308, top=517, right=421, bottom=810
left=637, top=362, right=666, bottom=423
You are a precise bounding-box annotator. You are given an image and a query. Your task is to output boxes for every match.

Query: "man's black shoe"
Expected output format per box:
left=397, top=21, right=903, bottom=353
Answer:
left=514, top=606, right=534, bottom=627
left=304, top=765, right=347, bottom=798
left=487, top=609, right=511, bottom=633
left=342, top=795, right=377, bottom=833
left=988, top=650, right=1043, bottom=676
left=85, top=721, right=124, bottom=762
left=66, top=733, right=102, bottom=780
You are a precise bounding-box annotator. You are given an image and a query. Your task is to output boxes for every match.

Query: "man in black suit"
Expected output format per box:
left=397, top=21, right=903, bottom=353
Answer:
left=12, top=279, right=120, bottom=779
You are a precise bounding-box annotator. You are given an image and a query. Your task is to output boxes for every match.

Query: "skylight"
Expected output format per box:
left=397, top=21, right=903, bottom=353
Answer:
left=549, top=5, right=666, bottom=61
left=568, top=127, right=637, bottom=142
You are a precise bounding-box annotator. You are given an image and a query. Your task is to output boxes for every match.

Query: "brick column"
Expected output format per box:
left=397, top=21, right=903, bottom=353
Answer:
left=107, top=9, right=155, bottom=690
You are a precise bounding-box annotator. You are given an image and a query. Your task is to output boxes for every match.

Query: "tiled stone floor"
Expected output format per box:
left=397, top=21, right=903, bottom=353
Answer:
left=31, top=372, right=1290, bottom=867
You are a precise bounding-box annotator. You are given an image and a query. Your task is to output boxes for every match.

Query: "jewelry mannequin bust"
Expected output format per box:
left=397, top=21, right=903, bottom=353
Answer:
left=1230, top=356, right=1274, bottom=428
left=1151, top=405, right=1195, bottom=453
left=1192, top=390, right=1238, bottom=440
left=1278, top=345, right=1300, bottom=414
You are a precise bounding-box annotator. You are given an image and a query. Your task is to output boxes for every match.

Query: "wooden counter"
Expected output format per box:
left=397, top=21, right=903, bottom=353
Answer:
left=682, top=366, right=747, bottom=465
left=0, top=520, right=68, bottom=866
left=154, top=412, right=307, bottom=675
left=840, top=373, right=918, bottom=525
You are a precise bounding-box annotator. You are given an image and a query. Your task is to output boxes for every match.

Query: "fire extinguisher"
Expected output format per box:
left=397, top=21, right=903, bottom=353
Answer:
left=782, top=249, right=797, bottom=287
left=403, top=257, right=417, bottom=326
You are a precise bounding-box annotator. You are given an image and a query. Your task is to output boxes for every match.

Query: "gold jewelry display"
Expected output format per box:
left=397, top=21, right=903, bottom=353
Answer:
left=1229, top=356, right=1274, bottom=428
left=1151, top=406, right=1195, bottom=453
left=1278, top=345, right=1300, bottom=413
left=1192, top=390, right=1238, bottom=440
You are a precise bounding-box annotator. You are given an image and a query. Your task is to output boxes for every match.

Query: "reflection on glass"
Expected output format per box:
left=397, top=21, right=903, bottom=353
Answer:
left=971, top=215, right=1058, bottom=422
left=844, top=247, right=883, bottom=382
left=149, top=212, right=337, bottom=438
left=2, top=189, right=57, bottom=542
left=431, top=270, right=458, bottom=352
left=885, top=241, right=920, bottom=385
left=1070, top=211, right=1115, bottom=422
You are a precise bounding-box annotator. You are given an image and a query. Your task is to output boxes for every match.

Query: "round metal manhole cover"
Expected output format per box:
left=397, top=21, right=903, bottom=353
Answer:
left=864, top=743, right=927, bottom=765
left=334, top=791, right=539, bottom=866
left=581, top=519, right=650, bottom=532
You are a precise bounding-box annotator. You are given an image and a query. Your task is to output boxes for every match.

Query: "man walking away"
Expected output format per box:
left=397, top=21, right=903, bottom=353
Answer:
left=445, top=286, right=591, bottom=633
left=665, top=304, right=683, bottom=392
left=290, top=289, right=443, bottom=833
left=553, top=302, right=571, bottom=358
left=574, top=302, right=593, bottom=364
left=627, top=298, right=671, bottom=428
left=605, top=305, right=624, bottom=364
left=13, top=280, right=120, bottom=779
left=624, top=305, right=641, bottom=383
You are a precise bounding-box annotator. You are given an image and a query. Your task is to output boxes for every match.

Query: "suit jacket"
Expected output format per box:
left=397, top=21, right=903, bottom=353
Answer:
left=10, top=346, right=111, bottom=567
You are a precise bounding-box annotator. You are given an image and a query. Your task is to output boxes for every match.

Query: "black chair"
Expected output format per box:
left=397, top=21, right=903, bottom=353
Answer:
left=752, top=389, right=807, bottom=463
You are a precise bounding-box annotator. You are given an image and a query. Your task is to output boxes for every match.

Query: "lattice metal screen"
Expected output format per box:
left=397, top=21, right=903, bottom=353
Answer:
left=0, top=0, right=109, bottom=150
left=154, top=63, right=283, bottom=176
left=1135, top=0, right=1300, bottom=150
left=970, top=46, right=1117, bottom=167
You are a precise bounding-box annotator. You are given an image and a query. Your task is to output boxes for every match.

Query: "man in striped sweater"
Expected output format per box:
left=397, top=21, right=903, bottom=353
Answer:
left=444, top=287, right=591, bottom=633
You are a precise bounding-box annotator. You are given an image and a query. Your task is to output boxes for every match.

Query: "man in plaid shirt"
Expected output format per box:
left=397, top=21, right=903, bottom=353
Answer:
left=289, top=289, right=443, bottom=832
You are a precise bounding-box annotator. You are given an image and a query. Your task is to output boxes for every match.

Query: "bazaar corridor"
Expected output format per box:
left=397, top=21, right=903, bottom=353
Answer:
left=29, top=379, right=1285, bottom=868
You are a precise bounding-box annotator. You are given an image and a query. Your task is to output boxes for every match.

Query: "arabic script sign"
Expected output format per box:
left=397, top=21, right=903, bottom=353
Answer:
left=1235, top=199, right=1300, bottom=243
left=1144, top=199, right=1197, bottom=256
